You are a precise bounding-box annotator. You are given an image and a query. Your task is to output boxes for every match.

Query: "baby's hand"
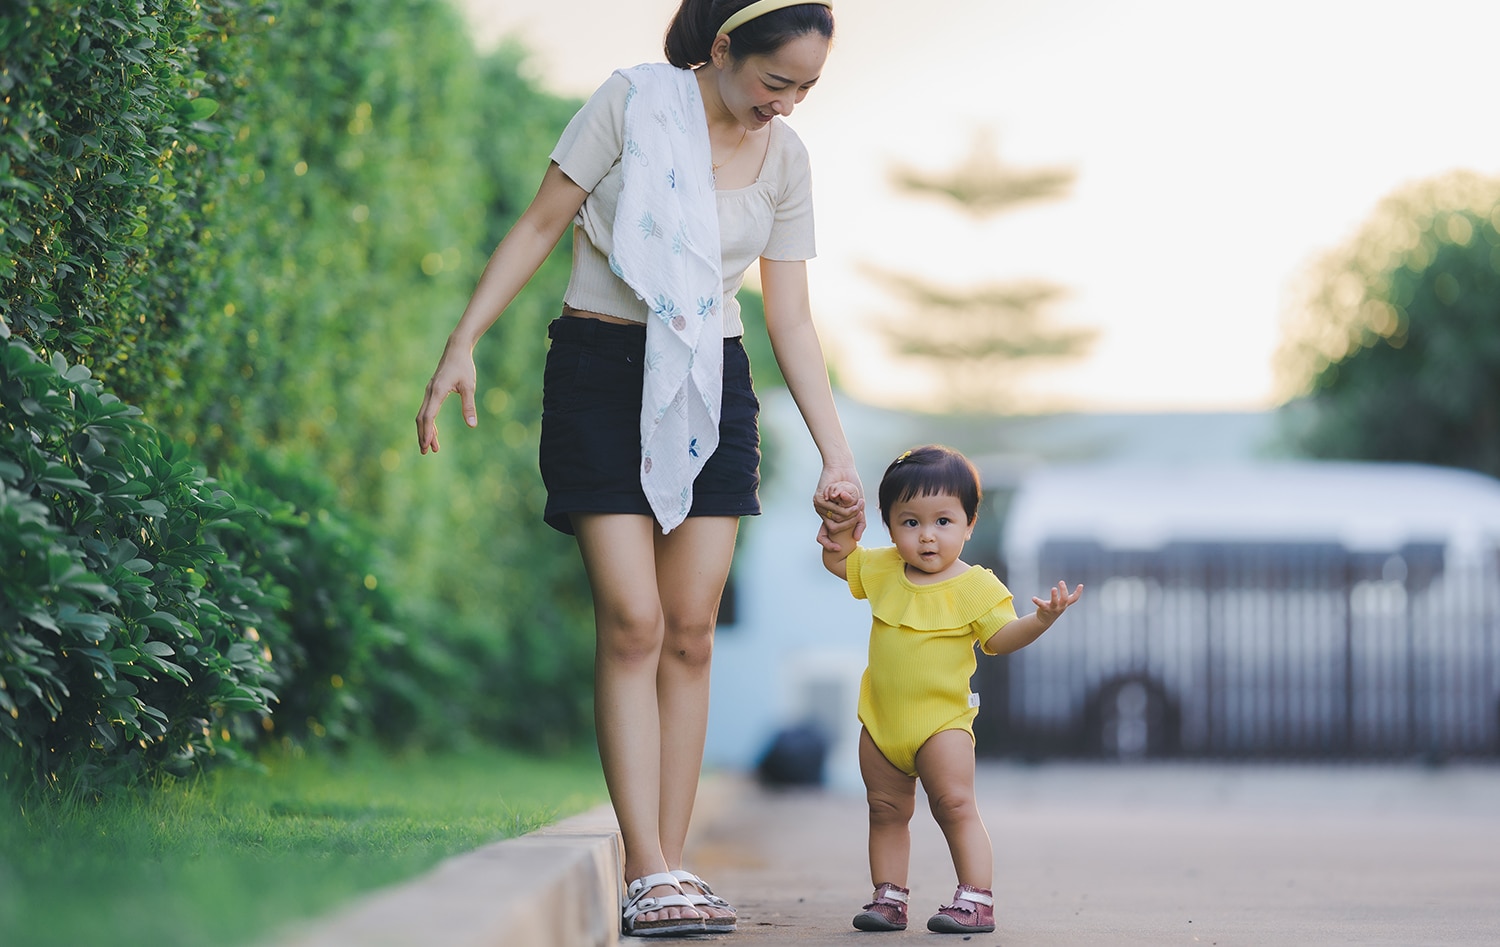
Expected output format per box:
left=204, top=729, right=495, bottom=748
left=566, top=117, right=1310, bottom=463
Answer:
left=820, top=480, right=861, bottom=512
left=1032, top=580, right=1083, bottom=628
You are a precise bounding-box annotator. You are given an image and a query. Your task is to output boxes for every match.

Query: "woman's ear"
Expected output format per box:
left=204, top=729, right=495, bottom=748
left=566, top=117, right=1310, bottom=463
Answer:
left=710, top=33, right=732, bottom=69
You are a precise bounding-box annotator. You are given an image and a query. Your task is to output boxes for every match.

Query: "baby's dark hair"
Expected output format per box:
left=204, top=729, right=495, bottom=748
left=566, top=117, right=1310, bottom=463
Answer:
left=877, top=445, right=982, bottom=527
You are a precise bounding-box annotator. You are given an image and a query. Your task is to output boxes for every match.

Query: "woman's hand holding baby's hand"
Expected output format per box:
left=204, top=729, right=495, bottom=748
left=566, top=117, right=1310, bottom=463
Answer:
left=814, top=478, right=864, bottom=552
left=1032, top=580, right=1083, bottom=628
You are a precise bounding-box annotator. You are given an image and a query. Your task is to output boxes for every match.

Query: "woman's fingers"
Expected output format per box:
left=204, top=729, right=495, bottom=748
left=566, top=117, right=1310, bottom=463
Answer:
left=416, top=358, right=479, bottom=454
left=460, top=382, right=478, bottom=428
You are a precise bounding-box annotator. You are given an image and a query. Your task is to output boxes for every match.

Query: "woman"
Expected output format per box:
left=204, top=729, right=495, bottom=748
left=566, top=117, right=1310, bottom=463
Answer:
left=416, top=0, right=862, bottom=936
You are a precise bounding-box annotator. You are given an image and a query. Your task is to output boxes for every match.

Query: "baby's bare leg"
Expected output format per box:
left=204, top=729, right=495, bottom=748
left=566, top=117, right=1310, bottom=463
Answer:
left=859, top=727, right=916, bottom=886
left=914, top=729, right=992, bottom=887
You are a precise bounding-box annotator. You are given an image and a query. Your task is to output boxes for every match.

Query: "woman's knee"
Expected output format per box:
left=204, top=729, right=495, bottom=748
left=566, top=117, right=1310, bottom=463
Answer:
left=661, top=612, right=716, bottom=668
left=595, top=603, right=665, bottom=664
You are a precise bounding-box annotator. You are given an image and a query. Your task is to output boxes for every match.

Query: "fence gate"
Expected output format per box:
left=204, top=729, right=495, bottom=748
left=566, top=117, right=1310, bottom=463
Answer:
left=976, top=540, right=1500, bottom=760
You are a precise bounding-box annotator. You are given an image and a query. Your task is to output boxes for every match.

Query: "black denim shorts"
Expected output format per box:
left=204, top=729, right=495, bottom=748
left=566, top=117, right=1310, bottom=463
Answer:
left=538, top=315, right=761, bottom=535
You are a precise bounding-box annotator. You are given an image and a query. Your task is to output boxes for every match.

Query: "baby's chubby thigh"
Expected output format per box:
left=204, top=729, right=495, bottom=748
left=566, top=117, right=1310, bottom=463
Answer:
left=913, top=728, right=979, bottom=817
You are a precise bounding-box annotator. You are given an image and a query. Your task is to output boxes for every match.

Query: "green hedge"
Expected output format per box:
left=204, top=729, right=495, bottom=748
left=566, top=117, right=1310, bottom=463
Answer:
left=0, top=0, right=247, bottom=398
left=0, top=328, right=278, bottom=792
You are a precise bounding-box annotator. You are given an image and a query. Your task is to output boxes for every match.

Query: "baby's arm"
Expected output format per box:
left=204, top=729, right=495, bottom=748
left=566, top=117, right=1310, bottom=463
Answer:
left=982, top=580, right=1083, bottom=655
left=819, top=482, right=861, bottom=580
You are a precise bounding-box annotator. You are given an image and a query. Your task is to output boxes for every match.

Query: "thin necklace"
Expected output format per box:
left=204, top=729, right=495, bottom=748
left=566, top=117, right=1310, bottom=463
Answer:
left=711, top=126, right=748, bottom=181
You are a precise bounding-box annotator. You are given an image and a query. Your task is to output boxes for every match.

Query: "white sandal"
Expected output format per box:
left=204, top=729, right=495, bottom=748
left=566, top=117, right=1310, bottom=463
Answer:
left=622, top=872, right=705, bottom=937
left=670, top=869, right=738, bottom=933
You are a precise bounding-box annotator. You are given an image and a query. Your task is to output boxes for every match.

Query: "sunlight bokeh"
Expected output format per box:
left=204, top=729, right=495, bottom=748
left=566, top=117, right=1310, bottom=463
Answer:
left=459, top=0, right=1500, bottom=412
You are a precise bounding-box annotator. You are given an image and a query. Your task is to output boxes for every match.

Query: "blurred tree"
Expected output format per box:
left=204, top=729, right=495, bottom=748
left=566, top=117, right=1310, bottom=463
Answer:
left=877, top=132, right=1094, bottom=411
left=1276, top=171, right=1500, bottom=475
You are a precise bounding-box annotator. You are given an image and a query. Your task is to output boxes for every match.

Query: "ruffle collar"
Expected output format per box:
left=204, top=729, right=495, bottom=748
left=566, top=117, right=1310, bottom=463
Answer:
left=858, top=547, right=1003, bottom=631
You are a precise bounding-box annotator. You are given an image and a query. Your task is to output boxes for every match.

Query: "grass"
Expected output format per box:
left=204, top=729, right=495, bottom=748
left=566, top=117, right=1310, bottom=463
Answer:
left=0, top=742, right=609, bottom=947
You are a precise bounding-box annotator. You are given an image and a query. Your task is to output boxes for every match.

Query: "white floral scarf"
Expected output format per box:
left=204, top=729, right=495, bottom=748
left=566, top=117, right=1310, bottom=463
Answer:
left=608, top=63, right=724, bottom=533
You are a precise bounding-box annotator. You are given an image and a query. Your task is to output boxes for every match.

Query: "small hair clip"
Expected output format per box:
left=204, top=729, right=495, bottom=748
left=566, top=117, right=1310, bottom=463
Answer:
left=895, top=450, right=912, bottom=463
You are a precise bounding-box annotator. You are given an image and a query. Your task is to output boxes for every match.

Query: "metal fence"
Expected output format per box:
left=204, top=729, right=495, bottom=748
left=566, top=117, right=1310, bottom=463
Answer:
left=975, top=539, right=1500, bottom=760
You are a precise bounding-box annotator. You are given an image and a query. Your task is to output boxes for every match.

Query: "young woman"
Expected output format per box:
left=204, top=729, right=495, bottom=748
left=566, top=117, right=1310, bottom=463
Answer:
left=415, top=0, right=863, bottom=937
left=821, top=446, right=1081, bottom=934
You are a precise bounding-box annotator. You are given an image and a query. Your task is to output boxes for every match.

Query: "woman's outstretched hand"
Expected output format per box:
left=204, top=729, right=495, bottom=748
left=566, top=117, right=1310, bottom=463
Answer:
left=415, top=345, right=478, bottom=455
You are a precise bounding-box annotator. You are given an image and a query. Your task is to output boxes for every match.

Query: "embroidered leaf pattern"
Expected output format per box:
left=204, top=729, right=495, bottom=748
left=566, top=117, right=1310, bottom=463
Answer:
left=652, top=295, right=681, bottom=323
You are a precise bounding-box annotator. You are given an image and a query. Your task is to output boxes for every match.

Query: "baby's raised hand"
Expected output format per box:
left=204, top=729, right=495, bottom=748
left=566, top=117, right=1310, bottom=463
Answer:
left=1032, top=580, right=1083, bottom=628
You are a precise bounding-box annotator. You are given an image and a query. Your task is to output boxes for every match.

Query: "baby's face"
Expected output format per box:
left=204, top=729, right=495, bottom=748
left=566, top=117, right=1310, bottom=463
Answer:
left=887, top=491, right=973, bottom=581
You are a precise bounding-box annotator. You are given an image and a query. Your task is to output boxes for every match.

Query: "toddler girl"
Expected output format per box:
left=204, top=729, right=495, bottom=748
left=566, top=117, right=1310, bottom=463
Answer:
left=820, top=445, right=1081, bottom=934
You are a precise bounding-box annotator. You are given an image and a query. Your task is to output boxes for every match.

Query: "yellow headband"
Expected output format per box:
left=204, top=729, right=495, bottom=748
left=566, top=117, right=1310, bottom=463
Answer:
left=717, top=0, right=833, bottom=37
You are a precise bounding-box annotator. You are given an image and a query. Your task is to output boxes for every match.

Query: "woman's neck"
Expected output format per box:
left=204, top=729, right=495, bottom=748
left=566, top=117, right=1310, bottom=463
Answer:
left=694, top=66, right=739, bottom=136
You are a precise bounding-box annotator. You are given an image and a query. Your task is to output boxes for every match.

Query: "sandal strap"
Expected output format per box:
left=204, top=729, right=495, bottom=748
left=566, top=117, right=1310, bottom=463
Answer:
left=624, top=872, right=696, bottom=920
left=627, top=872, right=684, bottom=899
left=668, top=869, right=710, bottom=890
left=670, top=870, right=735, bottom=911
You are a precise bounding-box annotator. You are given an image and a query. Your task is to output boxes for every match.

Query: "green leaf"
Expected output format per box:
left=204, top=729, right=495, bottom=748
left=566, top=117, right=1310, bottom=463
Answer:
left=182, top=97, right=219, bottom=122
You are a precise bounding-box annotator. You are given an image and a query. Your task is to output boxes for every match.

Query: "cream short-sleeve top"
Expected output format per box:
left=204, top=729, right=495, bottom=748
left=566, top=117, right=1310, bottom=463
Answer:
left=548, top=70, right=817, bottom=337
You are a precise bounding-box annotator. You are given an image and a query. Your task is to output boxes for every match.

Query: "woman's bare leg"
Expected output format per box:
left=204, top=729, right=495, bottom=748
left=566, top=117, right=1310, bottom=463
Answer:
left=571, top=512, right=697, bottom=924
left=653, top=515, right=739, bottom=918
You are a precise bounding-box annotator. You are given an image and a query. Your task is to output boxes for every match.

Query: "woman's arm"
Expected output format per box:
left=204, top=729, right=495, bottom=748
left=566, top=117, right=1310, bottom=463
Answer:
left=416, top=163, right=588, bottom=454
left=759, top=258, right=865, bottom=540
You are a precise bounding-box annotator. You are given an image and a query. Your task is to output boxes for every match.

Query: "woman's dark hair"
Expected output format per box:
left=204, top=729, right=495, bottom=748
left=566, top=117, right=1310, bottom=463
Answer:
left=877, top=445, right=983, bottom=527
left=664, top=0, right=835, bottom=69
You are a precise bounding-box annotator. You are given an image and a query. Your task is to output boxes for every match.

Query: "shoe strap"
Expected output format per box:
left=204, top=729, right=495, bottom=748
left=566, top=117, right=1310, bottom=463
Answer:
left=873, top=882, right=909, bottom=904
left=669, top=869, right=711, bottom=892
left=627, top=872, right=684, bottom=900
left=954, top=886, right=994, bottom=907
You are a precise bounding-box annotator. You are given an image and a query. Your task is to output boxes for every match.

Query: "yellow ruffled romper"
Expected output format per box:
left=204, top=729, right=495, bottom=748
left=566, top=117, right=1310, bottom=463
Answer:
left=846, top=546, right=1018, bottom=777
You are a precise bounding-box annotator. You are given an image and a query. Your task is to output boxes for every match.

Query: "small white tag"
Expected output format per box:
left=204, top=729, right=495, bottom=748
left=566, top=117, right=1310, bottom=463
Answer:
left=968, top=692, right=981, bottom=708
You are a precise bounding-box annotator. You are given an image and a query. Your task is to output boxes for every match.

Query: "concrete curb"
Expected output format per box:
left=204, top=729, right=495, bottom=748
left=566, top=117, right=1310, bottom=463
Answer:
left=269, top=804, right=624, bottom=947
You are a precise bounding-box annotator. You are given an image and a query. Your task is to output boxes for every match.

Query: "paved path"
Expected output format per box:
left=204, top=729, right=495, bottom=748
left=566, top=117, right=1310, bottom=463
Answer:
left=683, top=763, right=1500, bottom=946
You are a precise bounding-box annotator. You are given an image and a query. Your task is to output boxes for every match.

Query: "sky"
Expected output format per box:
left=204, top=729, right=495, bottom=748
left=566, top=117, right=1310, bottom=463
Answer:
left=459, top=0, right=1500, bottom=413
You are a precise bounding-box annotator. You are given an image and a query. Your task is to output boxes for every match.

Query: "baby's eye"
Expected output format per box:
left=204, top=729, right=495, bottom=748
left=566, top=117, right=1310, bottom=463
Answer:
left=901, top=519, right=918, bottom=528
left=937, top=517, right=952, bottom=526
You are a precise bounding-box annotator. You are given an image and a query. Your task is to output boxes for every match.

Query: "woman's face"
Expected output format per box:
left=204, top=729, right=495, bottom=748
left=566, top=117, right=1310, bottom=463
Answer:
left=713, top=31, right=829, bottom=128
